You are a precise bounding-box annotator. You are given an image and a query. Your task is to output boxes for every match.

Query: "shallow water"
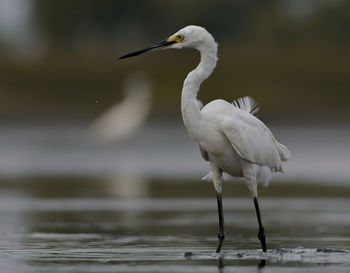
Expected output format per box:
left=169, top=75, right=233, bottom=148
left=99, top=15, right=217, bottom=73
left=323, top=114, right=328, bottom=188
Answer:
left=0, top=124, right=350, bottom=183
left=0, top=177, right=350, bottom=272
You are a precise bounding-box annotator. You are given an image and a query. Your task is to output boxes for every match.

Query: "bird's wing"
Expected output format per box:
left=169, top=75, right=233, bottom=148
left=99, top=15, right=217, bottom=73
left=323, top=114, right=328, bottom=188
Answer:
left=221, top=109, right=282, bottom=171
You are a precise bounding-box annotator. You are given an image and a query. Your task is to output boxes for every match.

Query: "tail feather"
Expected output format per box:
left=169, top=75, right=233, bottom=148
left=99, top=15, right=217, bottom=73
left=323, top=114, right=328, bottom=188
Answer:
left=276, top=142, right=290, bottom=161
left=233, top=96, right=259, bottom=116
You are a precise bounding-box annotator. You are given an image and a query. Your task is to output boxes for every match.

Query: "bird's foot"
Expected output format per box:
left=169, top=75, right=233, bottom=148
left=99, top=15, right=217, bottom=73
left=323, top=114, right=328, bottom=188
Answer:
left=258, top=231, right=267, bottom=252
left=216, top=232, right=225, bottom=253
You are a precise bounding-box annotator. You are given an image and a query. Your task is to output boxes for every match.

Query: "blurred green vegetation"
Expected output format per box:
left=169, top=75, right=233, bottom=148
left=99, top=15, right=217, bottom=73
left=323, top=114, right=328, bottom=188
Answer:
left=0, top=0, right=350, bottom=122
left=2, top=176, right=350, bottom=198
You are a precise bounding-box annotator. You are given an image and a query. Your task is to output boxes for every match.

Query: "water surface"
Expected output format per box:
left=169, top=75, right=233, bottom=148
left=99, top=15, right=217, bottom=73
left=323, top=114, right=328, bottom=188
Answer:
left=0, top=177, right=349, bottom=272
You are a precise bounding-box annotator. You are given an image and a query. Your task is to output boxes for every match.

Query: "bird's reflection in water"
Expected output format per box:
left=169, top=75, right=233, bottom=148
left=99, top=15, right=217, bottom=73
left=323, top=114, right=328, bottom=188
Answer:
left=184, top=252, right=266, bottom=272
left=217, top=256, right=224, bottom=272
left=217, top=257, right=266, bottom=273
left=258, top=259, right=266, bottom=270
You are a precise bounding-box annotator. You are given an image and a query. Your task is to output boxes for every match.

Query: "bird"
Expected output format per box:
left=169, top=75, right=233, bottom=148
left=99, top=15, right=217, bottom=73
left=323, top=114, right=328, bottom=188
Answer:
left=92, top=72, right=152, bottom=144
left=119, top=25, right=290, bottom=253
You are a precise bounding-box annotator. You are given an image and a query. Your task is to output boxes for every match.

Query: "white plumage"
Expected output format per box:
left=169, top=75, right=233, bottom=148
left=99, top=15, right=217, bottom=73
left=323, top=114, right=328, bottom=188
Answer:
left=120, top=25, right=290, bottom=253
left=232, top=96, right=260, bottom=116
left=201, top=96, right=290, bottom=187
left=169, top=26, right=290, bottom=198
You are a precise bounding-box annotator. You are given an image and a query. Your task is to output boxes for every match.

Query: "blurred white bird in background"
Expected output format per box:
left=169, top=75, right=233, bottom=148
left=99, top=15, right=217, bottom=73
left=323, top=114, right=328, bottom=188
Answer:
left=92, top=72, right=152, bottom=144
left=120, top=25, right=290, bottom=253
left=91, top=72, right=152, bottom=198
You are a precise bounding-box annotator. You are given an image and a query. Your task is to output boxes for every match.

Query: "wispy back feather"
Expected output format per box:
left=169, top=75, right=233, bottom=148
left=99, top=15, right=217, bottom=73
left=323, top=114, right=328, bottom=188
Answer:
left=201, top=172, right=236, bottom=182
left=233, top=96, right=259, bottom=116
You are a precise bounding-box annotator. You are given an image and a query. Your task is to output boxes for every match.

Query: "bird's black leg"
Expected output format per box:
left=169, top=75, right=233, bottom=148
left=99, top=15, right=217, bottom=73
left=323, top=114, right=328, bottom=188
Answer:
left=253, top=197, right=267, bottom=252
left=216, top=192, right=225, bottom=253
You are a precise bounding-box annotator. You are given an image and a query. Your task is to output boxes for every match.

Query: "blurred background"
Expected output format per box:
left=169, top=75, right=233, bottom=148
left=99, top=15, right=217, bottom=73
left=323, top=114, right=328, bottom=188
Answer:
left=1, top=1, right=350, bottom=271
left=1, top=0, right=350, bottom=122
left=0, top=0, right=349, bottom=183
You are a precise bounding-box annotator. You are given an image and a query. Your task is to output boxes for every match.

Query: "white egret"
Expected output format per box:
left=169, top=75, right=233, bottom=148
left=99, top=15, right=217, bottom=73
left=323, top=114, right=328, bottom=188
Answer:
left=119, top=25, right=290, bottom=253
left=92, top=72, right=152, bottom=143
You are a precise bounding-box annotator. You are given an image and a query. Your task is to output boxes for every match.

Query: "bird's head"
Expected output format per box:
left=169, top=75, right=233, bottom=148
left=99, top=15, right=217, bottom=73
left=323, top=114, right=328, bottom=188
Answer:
left=119, top=25, right=216, bottom=59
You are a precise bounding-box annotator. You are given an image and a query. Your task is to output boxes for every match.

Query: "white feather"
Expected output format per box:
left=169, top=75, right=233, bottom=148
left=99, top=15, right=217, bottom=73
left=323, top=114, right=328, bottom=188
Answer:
left=276, top=142, right=291, bottom=161
left=233, top=96, right=259, bottom=116
left=202, top=170, right=270, bottom=187
left=201, top=172, right=213, bottom=182
left=201, top=172, right=238, bottom=182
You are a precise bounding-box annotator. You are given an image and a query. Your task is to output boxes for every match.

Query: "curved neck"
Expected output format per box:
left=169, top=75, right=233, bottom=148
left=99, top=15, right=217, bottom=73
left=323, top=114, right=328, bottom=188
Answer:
left=181, top=42, right=218, bottom=131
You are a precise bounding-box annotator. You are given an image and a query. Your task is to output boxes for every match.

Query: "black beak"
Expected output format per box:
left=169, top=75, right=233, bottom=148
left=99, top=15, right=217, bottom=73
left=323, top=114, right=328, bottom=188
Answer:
left=119, top=39, right=176, bottom=59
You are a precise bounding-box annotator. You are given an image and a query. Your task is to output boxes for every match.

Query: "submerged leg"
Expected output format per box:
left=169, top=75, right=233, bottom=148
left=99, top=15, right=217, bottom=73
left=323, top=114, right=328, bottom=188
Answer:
left=254, top=197, right=267, bottom=252
left=210, top=162, right=225, bottom=253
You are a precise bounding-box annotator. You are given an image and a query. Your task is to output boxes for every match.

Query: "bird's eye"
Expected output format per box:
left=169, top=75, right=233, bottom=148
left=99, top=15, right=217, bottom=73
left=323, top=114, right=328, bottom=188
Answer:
left=177, top=34, right=184, bottom=41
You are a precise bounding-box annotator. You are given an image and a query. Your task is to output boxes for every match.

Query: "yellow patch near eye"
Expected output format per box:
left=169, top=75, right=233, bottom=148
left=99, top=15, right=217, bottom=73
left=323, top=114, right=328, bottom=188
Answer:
left=168, top=34, right=184, bottom=43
